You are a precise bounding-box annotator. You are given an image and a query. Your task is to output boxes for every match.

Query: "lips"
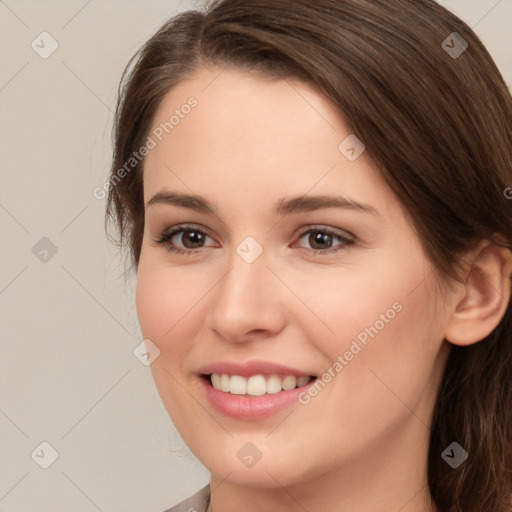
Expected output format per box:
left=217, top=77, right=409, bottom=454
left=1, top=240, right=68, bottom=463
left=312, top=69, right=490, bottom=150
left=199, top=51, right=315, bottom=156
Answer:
left=197, top=360, right=317, bottom=420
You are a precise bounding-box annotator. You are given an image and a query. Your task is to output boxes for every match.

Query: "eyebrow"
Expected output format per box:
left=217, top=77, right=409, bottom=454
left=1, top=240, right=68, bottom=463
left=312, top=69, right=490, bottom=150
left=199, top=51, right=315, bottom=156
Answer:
left=146, top=191, right=379, bottom=216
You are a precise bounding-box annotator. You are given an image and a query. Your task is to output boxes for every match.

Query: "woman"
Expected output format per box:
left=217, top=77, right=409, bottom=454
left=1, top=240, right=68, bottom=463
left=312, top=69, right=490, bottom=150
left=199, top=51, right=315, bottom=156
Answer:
left=106, top=0, right=512, bottom=510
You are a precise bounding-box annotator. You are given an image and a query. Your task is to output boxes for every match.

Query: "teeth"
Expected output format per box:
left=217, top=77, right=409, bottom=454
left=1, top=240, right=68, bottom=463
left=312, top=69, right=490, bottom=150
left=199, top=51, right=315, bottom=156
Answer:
left=230, top=375, right=246, bottom=395
left=297, top=375, right=310, bottom=387
left=211, top=373, right=221, bottom=390
left=221, top=374, right=230, bottom=392
left=247, top=375, right=266, bottom=396
left=210, top=373, right=313, bottom=395
left=281, top=375, right=296, bottom=391
left=266, top=375, right=282, bottom=394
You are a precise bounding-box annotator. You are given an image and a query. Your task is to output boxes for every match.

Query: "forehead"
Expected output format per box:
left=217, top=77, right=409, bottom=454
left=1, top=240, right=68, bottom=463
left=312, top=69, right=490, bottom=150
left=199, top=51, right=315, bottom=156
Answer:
left=142, top=67, right=390, bottom=214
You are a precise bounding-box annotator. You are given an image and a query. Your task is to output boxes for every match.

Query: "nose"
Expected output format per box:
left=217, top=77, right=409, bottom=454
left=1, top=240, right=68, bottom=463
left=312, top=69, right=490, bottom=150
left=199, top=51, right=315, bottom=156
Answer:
left=207, top=246, right=287, bottom=343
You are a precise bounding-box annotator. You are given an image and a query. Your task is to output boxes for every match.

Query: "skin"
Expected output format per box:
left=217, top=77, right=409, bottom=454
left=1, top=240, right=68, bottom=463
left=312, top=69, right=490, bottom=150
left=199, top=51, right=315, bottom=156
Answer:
left=135, top=67, right=512, bottom=512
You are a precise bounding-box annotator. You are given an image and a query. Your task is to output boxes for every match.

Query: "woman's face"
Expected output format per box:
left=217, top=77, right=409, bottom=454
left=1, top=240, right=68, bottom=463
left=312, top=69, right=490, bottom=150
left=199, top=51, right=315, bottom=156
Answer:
left=136, top=67, right=452, bottom=489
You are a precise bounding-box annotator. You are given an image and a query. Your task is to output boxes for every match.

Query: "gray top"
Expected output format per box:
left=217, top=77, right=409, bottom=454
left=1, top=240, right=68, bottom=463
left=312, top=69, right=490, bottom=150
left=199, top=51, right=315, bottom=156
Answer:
left=163, top=485, right=211, bottom=512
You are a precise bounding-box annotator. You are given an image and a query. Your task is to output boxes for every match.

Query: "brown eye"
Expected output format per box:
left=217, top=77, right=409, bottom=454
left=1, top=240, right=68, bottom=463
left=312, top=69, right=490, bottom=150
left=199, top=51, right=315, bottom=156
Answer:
left=295, top=227, right=355, bottom=254
left=307, top=232, right=334, bottom=250
left=153, top=225, right=216, bottom=254
left=176, top=229, right=207, bottom=249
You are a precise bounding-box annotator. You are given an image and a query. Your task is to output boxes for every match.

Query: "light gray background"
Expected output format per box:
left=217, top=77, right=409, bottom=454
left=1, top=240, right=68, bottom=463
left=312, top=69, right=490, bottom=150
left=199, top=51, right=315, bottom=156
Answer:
left=1, top=1, right=510, bottom=511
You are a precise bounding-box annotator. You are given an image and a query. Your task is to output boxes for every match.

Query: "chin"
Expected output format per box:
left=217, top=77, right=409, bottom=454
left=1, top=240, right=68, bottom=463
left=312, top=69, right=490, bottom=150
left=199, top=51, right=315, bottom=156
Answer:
left=187, top=433, right=324, bottom=490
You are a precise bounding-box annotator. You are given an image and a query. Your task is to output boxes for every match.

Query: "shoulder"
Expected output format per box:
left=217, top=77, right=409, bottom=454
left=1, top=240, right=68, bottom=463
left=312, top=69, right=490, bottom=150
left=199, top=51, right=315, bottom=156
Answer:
left=161, top=485, right=210, bottom=512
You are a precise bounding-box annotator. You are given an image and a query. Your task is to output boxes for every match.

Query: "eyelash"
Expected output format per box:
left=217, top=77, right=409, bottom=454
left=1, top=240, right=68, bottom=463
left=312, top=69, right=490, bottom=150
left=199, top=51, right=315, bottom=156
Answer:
left=152, top=224, right=355, bottom=256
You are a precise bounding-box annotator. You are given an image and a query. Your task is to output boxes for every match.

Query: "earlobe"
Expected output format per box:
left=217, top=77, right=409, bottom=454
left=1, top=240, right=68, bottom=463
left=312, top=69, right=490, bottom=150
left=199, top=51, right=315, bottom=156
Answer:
left=445, top=240, right=512, bottom=346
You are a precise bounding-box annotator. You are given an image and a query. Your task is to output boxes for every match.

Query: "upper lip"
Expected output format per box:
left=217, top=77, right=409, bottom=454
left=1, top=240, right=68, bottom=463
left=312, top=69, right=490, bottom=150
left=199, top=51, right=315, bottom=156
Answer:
left=197, top=359, right=317, bottom=378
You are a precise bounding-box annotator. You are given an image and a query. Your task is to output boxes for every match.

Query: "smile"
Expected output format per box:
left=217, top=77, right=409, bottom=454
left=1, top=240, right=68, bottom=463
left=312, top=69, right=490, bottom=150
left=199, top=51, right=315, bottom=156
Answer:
left=197, top=360, right=318, bottom=420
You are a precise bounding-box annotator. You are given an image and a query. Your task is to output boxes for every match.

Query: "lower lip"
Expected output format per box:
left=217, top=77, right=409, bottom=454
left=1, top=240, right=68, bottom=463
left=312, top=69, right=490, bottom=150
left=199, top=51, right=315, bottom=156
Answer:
left=199, top=377, right=313, bottom=421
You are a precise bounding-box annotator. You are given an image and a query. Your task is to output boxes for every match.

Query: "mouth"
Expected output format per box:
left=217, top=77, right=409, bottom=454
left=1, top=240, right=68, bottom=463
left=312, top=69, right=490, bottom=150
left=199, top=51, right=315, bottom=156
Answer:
left=197, top=360, right=319, bottom=419
left=201, top=373, right=318, bottom=396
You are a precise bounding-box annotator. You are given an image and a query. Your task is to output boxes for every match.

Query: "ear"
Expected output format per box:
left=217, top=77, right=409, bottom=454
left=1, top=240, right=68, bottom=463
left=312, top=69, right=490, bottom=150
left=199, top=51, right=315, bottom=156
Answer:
left=445, top=240, right=512, bottom=346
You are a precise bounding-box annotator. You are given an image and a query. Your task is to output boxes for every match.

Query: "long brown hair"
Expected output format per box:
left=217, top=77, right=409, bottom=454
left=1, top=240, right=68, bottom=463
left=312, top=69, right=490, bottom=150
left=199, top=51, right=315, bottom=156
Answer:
left=106, top=1, right=512, bottom=510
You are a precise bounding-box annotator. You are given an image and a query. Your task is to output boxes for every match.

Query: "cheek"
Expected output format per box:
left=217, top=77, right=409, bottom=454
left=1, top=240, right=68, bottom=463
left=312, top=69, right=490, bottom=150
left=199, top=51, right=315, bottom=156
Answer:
left=135, top=260, right=207, bottom=422
left=281, top=254, right=418, bottom=358
left=290, top=251, right=444, bottom=418
left=135, top=259, right=205, bottom=342
left=353, top=283, right=443, bottom=429
left=135, top=265, right=169, bottom=341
